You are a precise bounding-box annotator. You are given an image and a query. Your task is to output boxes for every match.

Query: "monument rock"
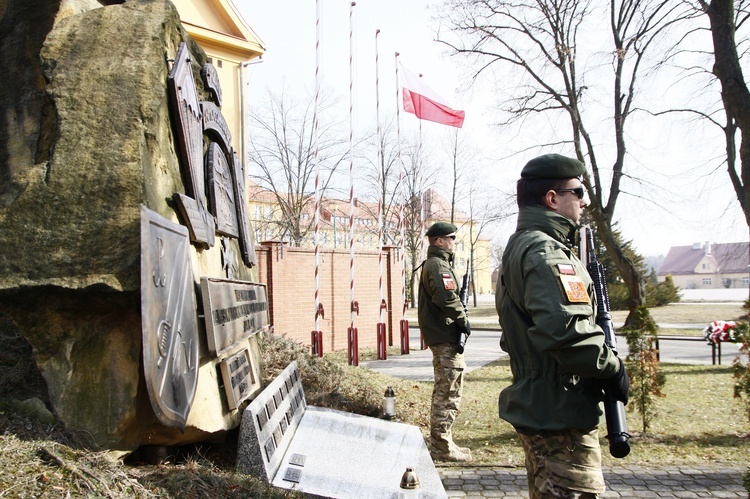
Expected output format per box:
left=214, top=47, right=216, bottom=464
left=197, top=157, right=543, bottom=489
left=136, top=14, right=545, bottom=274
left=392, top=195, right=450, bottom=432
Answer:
left=0, top=0, right=264, bottom=450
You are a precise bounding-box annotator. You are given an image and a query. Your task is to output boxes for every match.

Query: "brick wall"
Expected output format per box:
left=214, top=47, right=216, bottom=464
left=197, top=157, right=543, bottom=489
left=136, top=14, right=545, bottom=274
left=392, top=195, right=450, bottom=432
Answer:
left=256, top=241, right=406, bottom=353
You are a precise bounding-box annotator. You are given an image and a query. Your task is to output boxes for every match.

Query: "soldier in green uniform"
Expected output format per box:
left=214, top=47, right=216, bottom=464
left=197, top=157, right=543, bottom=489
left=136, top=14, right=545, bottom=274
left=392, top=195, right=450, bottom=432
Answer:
left=418, top=222, right=472, bottom=462
left=495, top=154, right=630, bottom=498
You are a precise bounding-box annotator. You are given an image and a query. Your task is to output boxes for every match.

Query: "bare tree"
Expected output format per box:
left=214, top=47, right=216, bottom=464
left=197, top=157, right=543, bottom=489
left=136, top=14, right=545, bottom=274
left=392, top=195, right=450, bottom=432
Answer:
left=247, top=88, right=349, bottom=246
left=358, top=118, right=406, bottom=246
left=463, top=178, right=515, bottom=305
left=698, top=0, right=750, bottom=227
left=437, top=0, right=692, bottom=323
left=401, top=139, right=437, bottom=307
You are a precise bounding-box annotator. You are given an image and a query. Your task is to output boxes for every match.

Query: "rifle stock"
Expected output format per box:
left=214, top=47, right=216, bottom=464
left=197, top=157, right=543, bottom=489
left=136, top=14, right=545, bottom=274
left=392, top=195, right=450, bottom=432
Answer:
left=582, top=226, right=631, bottom=459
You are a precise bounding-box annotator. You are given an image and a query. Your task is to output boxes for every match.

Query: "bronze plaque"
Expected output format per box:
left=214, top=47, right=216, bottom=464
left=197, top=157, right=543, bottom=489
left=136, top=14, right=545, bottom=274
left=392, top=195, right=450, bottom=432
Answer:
left=230, top=150, right=257, bottom=267
left=168, top=42, right=205, bottom=207
left=218, top=348, right=255, bottom=410
left=173, top=193, right=216, bottom=248
left=140, top=206, right=200, bottom=430
left=201, top=62, right=223, bottom=106
left=200, top=277, right=269, bottom=355
left=201, top=101, right=232, bottom=153
left=206, top=143, right=239, bottom=237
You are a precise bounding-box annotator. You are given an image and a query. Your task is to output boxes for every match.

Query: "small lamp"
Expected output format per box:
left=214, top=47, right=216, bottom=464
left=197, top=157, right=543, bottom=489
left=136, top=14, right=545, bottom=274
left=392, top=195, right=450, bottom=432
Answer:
left=398, top=467, right=420, bottom=499
left=382, top=386, right=396, bottom=419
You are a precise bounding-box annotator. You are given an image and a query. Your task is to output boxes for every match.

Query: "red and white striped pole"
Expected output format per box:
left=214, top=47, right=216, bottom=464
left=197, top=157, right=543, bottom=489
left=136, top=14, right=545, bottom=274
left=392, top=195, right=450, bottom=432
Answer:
left=375, top=28, right=387, bottom=360
left=395, top=53, right=410, bottom=355
left=311, top=0, right=324, bottom=357
left=347, top=1, right=359, bottom=366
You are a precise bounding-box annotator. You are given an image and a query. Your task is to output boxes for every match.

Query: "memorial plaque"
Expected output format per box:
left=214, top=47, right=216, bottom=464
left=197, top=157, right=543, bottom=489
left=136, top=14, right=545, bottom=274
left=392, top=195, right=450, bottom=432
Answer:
left=206, top=143, right=239, bottom=237
left=140, top=206, right=200, bottom=430
left=200, top=277, right=269, bottom=355
left=201, top=63, right=222, bottom=107
left=168, top=43, right=205, bottom=205
left=283, top=467, right=302, bottom=483
left=230, top=150, right=257, bottom=267
left=257, top=407, right=269, bottom=430
left=218, top=348, right=255, bottom=411
left=289, top=453, right=307, bottom=467
left=264, top=437, right=276, bottom=461
left=201, top=101, right=232, bottom=152
left=173, top=193, right=216, bottom=248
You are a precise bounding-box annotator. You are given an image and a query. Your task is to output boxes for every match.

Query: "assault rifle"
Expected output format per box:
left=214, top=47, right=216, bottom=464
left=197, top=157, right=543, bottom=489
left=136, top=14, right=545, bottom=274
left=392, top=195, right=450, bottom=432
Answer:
left=581, top=226, right=631, bottom=458
left=457, top=262, right=471, bottom=354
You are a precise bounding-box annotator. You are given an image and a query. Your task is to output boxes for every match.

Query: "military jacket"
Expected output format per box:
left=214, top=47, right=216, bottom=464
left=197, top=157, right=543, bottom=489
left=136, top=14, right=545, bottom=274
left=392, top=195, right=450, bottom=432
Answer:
left=495, top=206, right=619, bottom=431
left=418, top=245, right=467, bottom=346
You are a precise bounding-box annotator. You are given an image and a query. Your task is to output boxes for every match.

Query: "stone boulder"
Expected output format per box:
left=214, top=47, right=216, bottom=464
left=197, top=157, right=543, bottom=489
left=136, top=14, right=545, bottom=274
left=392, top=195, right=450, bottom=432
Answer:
left=0, top=0, right=261, bottom=450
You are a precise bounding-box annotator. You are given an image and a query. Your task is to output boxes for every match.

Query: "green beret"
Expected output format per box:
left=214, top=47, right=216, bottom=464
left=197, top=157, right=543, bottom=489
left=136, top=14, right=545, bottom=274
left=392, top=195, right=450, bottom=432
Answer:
left=425, top=222, right=457, bottom=237
left=520, top=153, right=585, bottom=179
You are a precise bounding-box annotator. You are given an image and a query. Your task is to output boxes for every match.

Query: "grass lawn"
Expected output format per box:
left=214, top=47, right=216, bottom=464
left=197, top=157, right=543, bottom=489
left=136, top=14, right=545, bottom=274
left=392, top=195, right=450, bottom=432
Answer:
left=0, top=304, right=748, bottom=497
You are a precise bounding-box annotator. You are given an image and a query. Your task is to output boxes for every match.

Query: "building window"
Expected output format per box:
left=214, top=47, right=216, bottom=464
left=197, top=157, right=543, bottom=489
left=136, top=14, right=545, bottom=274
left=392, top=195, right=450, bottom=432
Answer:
left=702, top=278, right=711, bottom=286
left=743, top=276, right=750, bottom=286
left=702, top=263, right=710, bottom=270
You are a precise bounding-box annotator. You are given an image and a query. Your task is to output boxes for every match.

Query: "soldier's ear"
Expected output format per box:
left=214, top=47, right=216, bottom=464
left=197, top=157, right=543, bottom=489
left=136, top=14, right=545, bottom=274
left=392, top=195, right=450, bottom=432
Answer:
left=543, top=189, right=558, bottom=210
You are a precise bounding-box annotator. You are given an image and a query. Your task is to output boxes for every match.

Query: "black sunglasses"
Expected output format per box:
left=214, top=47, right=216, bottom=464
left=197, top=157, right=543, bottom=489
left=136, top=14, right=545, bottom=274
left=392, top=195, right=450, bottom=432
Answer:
left=441, top=234, right=456, bottom=240
left=554, top=186, right=586, bottom=199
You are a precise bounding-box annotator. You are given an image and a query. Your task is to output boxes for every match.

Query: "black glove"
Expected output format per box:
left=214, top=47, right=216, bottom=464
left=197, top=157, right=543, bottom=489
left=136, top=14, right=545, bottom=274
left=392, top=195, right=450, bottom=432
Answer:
left=456, top=322, right=471, bottom=354
left=605, top=357, right=630, bottom=405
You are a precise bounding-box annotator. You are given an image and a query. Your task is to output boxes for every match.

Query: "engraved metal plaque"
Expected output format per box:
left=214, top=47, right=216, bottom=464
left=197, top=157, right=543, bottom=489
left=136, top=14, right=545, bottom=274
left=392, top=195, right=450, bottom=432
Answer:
left=264, top=437, right=276, bottom=461
left=173, top=193, right=216, bottom=248
left=218, top=348, right=255, bottom=410
left=289, top=453, right=307, bottom=467
left=257, top=407, right=269, bottom=430
left=283, top=467, right=302, bottom=483
left=206, top=143, right=239, bottom=237
left=230, top=149, right=257, bottom=267
left=168, top=43, right=205, bottom=206
left=140, top=206, right=200, bottom=430
left=200, top=277, right=269, bottom=355
left=201, top=63, right=222, bottom=106
left=201, top=101, right=232, bottom=152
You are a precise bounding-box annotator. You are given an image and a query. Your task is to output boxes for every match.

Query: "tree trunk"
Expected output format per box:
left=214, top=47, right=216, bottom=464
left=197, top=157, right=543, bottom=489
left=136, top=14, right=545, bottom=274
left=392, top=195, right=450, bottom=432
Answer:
left=707, top=0, right=750, bottom=227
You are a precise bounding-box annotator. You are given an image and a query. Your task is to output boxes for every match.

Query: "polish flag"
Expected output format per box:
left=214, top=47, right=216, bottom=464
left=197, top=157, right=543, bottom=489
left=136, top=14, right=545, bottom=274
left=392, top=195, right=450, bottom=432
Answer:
left=400, top=64, right=465, bottom=128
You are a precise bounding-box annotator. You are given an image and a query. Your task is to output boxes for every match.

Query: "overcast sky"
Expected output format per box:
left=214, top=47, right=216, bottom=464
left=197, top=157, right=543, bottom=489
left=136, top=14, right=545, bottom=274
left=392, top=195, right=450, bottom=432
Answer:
left=237, top=0, right=749, bottom=258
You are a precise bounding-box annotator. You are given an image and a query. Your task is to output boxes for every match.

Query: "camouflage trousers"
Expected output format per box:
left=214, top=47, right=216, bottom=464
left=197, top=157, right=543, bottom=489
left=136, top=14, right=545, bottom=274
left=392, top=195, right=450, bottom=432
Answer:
left=516, top=427, right=605, bottom=499
left=429, top=342, right=466, bottom=453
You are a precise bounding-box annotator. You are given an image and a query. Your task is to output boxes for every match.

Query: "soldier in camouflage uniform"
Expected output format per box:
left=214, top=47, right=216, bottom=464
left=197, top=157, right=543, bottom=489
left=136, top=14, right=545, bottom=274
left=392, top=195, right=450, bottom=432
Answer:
left=495, top=154, right=630, bottom=498
left=418, top=222, right=472, bottom=462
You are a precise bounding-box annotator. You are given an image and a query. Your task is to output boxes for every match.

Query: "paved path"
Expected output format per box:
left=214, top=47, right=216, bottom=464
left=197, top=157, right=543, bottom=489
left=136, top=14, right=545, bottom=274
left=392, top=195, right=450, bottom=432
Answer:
left=438, top=464, right=748, bottom=497
left=363, top=327, right=749, bottom=497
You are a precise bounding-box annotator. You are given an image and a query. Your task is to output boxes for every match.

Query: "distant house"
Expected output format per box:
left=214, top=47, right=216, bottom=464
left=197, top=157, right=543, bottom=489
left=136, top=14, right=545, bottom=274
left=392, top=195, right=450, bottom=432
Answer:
left=658, top=242, right=750, bottom=290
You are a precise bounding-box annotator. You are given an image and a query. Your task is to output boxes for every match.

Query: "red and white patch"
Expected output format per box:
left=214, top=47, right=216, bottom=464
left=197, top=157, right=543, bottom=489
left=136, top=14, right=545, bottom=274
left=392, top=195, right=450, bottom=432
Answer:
left=557, top=263, right=576, bottom=275
left=441, top=273, right=456, bottom=290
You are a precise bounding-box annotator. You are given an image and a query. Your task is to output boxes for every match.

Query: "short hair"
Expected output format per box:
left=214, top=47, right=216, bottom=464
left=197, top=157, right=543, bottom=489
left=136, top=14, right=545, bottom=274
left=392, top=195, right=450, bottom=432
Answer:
left=428, top=235, right=441, bottom=245
left=516, top=178, right=570, bottom=208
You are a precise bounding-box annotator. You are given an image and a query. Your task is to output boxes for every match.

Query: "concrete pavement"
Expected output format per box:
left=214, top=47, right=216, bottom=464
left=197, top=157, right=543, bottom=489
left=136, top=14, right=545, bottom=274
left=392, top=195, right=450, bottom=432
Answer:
left=362, top=327, right=749, bottom=498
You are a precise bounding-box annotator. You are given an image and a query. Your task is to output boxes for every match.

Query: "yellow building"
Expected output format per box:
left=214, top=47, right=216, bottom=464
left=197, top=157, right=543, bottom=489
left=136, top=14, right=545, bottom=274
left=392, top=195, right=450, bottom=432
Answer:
left=171, top=0, right=265, bottom=162
left=422, top=189, right=494, bottom=296
left=245, top=183, right=494, bottom=296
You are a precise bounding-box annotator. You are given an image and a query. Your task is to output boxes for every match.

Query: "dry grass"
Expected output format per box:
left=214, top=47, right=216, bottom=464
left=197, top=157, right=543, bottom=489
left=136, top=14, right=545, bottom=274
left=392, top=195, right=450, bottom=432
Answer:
left=1, top=306, right=749, bottom=497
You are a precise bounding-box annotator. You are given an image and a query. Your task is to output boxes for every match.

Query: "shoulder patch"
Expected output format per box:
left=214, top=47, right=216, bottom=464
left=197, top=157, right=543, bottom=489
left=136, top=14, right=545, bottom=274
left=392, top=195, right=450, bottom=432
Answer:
left=559, top=274, right=590, bottom=303
left=441, top=273, right=457, bottom=290
left=557, top=263, right=576, bottom=275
